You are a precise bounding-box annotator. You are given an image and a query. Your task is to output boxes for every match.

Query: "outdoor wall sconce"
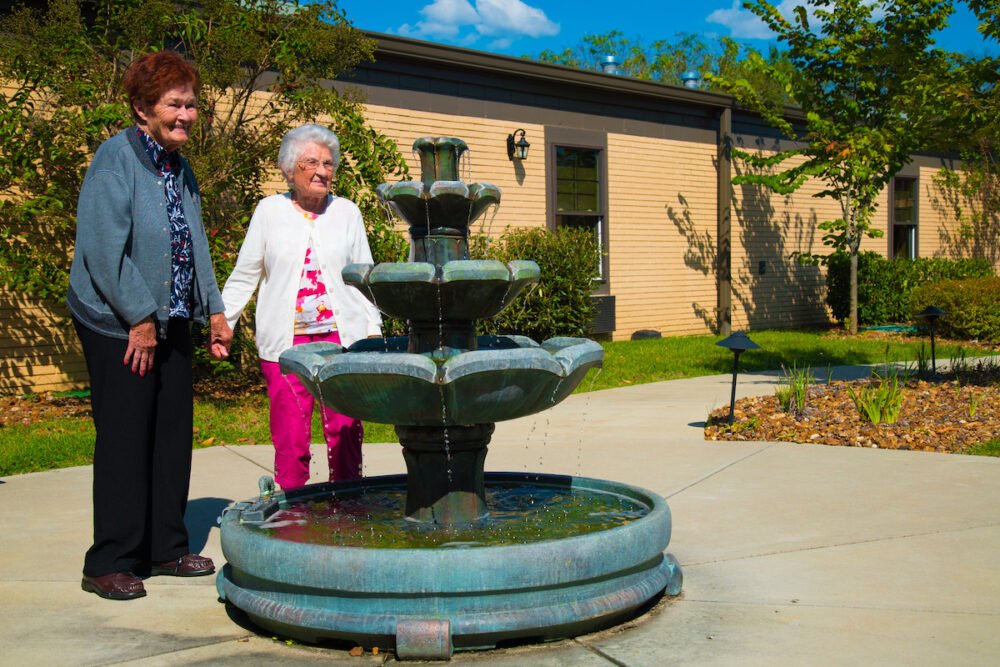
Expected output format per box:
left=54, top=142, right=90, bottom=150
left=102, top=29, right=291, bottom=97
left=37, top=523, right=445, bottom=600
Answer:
left=716, top=331, right=761, bottom=425
left=916, top=306, right=947, bottom=376
left=507, top=129, right=530, bottom=161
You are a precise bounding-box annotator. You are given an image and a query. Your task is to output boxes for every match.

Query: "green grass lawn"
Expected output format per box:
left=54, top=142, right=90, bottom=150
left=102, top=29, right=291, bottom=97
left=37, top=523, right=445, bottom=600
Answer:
left=587, top=329, right=982, bottom=391
left=1, top=328, right=996, bottom=476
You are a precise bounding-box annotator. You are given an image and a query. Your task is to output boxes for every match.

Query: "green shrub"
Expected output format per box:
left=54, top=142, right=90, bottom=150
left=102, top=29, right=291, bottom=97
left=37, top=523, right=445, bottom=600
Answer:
left=471, top=227, right=599, bottom=341
left=910, top=277, right=1000, bottom=342
left=826, top=252, right=994, bottom=325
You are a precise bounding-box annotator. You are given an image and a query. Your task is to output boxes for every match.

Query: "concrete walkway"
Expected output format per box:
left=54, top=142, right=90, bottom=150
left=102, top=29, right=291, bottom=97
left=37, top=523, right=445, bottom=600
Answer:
left=2, top=364, right=999, bottom=665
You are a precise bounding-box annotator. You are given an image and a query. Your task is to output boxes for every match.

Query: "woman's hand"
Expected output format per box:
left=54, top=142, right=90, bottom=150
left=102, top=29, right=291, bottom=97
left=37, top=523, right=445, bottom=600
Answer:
left=125, top=317, right=157, bottom=376
left=208, top=313, right=233, bottom=360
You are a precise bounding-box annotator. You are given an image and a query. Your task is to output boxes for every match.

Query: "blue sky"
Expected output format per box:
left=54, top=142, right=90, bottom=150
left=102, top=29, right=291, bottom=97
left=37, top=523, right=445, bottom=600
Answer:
left=336, top=0, right=998, bottom=60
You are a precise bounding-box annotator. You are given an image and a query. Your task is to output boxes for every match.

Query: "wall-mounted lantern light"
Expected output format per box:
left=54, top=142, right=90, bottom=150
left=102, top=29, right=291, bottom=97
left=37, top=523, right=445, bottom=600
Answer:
left=507, top=129, right=530, bottom=161
left=716, top=331, right=761, bottom=425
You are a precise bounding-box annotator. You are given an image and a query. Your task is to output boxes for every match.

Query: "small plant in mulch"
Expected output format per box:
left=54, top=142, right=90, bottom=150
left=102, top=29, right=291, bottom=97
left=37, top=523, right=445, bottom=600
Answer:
left=705, top=414, right=760, bottom=434
left=774, top=363, right=813, bottom=417
left=847, top=366, right=906, bottom=425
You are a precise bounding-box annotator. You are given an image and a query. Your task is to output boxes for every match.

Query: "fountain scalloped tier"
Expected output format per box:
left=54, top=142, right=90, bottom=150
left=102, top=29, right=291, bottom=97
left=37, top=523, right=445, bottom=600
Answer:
left=216, top=472, right=683, bottom=657
left=343, top=259, right=539, bottom=322
left=279, top=335, right=603, bottom=426
left=376, top=180, right=500, bottom=233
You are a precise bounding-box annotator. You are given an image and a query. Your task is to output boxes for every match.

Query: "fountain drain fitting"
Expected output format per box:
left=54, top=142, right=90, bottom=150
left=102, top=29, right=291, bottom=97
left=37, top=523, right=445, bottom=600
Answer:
left=395, top=618, right=453, bottom=660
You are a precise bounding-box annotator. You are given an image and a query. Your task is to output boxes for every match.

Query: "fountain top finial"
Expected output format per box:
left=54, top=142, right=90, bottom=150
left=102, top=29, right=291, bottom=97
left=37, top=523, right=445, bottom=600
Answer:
left=413, top=136, right=468, bottom=187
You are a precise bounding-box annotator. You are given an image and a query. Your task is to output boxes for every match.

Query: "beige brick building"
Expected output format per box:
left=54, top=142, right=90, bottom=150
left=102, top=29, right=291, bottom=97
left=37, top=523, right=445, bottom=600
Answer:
left=2, top=33, right=991, bottom=394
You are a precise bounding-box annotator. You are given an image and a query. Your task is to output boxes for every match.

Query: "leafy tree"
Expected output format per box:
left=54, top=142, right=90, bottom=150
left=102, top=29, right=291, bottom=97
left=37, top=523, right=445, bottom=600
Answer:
left=930, top=0, right=999, bottom=263
left=533, top=30, right=794, bottom=104
left=708, top=0, right=957, bottom=334
left=0, top=0, right=409, bottom=303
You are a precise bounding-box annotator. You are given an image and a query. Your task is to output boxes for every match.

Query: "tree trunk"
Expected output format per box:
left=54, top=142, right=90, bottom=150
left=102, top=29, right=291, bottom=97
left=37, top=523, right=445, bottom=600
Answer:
left=846, top=196, right=858, bottom=335
left=849, top=250, right=859, bottom=335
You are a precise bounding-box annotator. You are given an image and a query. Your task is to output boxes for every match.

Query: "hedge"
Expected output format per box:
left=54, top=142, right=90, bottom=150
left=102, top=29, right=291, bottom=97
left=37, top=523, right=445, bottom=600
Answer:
left=826, top=252, right=994, bottom=326
left=471, top=226, right=599, bottom=341
left=910, top=277, right=1000, bottom=342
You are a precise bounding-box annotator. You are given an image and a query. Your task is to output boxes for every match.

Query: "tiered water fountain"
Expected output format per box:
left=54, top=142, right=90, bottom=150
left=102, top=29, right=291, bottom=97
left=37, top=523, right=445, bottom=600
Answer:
left=216, top=137, right=682, bottom=660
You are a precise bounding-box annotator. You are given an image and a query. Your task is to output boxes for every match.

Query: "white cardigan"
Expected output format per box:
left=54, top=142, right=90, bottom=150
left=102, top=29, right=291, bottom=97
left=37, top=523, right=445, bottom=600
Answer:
left=221, top=193, right=382, bottom=362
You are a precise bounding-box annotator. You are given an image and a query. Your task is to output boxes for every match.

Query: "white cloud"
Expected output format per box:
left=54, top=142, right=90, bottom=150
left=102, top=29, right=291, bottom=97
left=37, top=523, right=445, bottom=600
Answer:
left=475, top=0, right=560, bottom=38
left=423, top=0, right=480, bottom=25
left=392, top=0, right=559, bottom=45
left=707, top=1, right=885, bottom=40
left=706, top=0, right=774, bottom=39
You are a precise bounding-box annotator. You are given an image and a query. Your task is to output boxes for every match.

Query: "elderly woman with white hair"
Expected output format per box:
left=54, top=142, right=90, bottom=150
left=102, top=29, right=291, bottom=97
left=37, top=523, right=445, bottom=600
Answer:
left=221, top=123, right=382, bottom=490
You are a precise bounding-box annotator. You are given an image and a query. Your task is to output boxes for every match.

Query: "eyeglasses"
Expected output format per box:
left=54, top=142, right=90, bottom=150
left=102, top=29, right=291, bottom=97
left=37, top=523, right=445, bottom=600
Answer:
left=297, top=158, right=336, bottom=172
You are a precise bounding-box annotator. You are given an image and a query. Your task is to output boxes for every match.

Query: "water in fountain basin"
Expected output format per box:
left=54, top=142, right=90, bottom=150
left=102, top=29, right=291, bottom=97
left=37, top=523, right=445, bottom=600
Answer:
left=254, top=480, right=650, bottom=549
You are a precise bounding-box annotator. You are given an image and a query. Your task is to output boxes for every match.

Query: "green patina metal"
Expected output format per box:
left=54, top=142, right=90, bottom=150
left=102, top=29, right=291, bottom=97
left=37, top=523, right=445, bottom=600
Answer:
left=217, top=137, right=681, bottom=659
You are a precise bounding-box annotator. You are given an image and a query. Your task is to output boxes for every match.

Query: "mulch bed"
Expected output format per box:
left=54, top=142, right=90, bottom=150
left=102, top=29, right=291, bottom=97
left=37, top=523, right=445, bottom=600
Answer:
left=0, top=392, right=92, bottom=429
left=0, top=375, right=264, bottom=429
left=705, top=364, right=1000, bottom=453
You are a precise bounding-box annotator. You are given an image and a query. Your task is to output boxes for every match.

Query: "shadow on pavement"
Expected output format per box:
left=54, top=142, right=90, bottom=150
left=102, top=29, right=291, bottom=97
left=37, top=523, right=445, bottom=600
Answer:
left=186, top=497, right=232, bottom=553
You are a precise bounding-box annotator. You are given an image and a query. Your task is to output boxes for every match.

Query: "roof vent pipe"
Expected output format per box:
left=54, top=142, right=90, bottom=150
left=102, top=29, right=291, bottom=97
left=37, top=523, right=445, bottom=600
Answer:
left=681, top=71, right=701, bottom=89
left=601, top=54, right=621, bottom=75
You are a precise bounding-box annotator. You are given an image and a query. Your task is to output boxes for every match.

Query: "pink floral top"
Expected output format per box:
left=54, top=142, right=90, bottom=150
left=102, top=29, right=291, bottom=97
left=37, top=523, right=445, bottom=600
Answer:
left=294, top=228, right=337, bottom=334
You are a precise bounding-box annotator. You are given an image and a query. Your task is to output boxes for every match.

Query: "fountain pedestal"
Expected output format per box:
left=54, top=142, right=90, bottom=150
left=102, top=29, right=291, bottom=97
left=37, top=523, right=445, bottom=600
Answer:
left=397, top=423, right=493, bottom=523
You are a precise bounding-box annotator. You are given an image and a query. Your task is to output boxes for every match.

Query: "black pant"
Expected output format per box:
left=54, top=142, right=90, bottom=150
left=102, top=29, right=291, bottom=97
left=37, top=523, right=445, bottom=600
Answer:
left=74, top=318, right=194, bottom=576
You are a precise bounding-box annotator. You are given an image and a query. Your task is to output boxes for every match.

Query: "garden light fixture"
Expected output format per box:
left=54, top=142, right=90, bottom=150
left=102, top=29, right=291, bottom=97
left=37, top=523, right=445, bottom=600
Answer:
left=716, top=331, right=761, bottom=425
left=916, top=306, right=947, bottom=376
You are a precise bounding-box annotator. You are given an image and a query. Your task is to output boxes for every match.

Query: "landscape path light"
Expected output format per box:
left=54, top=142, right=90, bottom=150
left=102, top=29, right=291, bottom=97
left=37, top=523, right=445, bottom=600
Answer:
left=716, top=331, right=761, bottom=426
left=916, top=306, right=947, bottom=376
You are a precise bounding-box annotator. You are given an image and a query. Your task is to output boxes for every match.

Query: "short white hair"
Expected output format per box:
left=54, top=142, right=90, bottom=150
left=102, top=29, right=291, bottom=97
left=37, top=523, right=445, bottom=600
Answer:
left=277, top=124, right=341, bottom=179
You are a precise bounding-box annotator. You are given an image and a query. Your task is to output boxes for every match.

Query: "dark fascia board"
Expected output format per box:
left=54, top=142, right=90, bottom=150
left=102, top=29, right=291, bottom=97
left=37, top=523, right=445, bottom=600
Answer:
left=367, top=31, right=806, bottom=122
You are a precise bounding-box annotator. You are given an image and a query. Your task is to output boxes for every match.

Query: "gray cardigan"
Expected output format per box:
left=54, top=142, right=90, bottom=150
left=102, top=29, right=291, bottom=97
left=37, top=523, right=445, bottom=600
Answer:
left=68, top=128, right=224, bottom=339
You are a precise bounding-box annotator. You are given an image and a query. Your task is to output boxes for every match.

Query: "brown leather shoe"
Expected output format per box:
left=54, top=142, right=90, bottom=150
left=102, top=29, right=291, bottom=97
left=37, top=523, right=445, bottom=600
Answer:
left=149, top=553, right=215, bottom=577
left=82, top=572, right=147, bottom=600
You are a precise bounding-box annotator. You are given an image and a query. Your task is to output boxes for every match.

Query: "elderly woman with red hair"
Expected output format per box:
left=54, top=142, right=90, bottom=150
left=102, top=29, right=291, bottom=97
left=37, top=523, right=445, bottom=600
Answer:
left=68, top=50, right=232, bottom=600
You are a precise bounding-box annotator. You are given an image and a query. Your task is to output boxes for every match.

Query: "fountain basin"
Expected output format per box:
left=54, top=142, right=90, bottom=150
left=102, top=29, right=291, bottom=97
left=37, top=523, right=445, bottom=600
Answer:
left=216, top=472, right=682, bottom=659
left=343, top=259, right=539, bottom=322
left=279, top=336, right=603, bottom=426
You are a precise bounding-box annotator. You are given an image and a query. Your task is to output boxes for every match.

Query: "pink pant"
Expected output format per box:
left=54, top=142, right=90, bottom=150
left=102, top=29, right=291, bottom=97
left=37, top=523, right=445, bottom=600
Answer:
left=260, top=331, right=363, bottom=490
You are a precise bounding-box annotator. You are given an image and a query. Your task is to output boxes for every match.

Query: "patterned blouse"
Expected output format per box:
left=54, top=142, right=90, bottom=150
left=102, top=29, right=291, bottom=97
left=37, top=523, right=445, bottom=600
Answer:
left=294, top=213, right=337, bottom=335
left=136, top=127, right=194, bottom=318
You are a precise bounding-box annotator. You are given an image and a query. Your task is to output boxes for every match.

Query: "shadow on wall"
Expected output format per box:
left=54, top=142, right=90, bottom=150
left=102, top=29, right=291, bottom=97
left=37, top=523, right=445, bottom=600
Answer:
left=729, top=136, right=829, bottom=329
left=665, top=141, right=830, bottom=333
left=928, top=159, right=1000, bottom=267
left=0, top=291, right=89, bottom=394
left=666, top=193, right=717, bottom=332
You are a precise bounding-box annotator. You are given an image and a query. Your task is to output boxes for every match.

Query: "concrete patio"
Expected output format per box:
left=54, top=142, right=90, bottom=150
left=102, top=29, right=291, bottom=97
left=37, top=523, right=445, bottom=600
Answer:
left=2, top=364, right=998, bottom=665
